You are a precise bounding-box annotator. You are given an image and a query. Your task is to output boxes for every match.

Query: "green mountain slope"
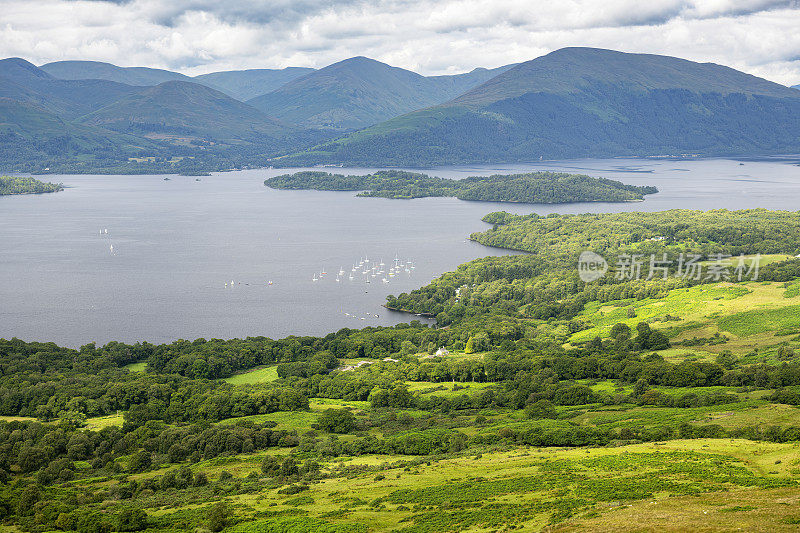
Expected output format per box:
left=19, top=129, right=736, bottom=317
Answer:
left=193, top=67, right=315, bottom=101
left=77, top=80, right=296, bottom=145
left=0, top=97, right=161, bottom=164
left=278, top=48, right=800, bottom=165
left=0, top=58, right=141, bottom=119
left=247, top=57, right=514, bottom=130
left=40, top=60, right=190, bottom=86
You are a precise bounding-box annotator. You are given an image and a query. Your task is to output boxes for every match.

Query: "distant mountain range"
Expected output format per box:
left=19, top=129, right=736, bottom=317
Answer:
left=40, top=60, right=191, bottom=86
left=1, top=48, right=799, bottom=173
left=0, top=58, right=327, bottom=171
left=193, top=68, right=316, bottom=101
left=281, top=48, right=800, bottom=166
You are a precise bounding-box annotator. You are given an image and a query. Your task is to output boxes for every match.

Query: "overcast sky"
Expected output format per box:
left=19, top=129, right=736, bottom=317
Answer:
left=2, top=0, right=800, bottom=85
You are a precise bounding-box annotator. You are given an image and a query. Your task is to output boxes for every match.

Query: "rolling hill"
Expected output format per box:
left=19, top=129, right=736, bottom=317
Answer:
left=40, top=60, right=317, bottom=102
left=0, top=97, right=161, bottom=164
left=278, top=48, right=800, bottom=166
left=193, top=67, right=315, bottom=101
left=40, top=60, right=190, bottom=86
left=247, top=57, right=514, bottom=131
left=0, top=58, right=142, bottom=119
left=77, top=80, right=298, bottom=146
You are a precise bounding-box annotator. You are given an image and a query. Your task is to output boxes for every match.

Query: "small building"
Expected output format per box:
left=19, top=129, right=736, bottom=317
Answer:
left=435, top=347, right=450, bottom=357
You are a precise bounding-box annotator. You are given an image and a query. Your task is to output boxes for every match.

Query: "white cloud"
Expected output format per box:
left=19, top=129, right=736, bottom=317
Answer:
left=0, top=0, right=799, bottom=85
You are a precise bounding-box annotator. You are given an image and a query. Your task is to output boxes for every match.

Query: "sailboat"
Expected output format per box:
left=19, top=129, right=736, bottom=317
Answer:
left=312, top=274, right=318, bottom=282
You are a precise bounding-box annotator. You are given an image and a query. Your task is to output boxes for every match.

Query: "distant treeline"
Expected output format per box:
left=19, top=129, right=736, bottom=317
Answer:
left=0, top=176, right=63, bottom=195
left=264, top=170, right=658, bottom=203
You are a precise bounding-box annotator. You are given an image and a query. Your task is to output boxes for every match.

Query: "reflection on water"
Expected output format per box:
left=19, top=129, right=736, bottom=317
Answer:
left=1, top=157, right=799, bottom=347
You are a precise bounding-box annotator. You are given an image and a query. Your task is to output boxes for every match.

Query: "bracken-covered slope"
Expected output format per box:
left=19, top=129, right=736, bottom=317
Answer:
left=279, top=48, right=800, bottom=166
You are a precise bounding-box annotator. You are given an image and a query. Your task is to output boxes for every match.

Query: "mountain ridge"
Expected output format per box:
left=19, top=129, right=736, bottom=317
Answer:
left=277, top=47, right=800, bottom=166
left=40, top=60, right=191, bottom=86
left=247, top=56, right=515, bottom=130
left=77, top=80, right=296, bottom=145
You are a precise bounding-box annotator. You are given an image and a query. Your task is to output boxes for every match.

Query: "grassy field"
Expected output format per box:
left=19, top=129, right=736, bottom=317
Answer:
left=405, top=381, right=495, bottom=397
left=0, top=416, right=37, bottom=423
left=84, top=412, right=124, bottom=430
left=126, top=439, right=800, bottom=532
left=223, top=365, right=279, bottom=385
left=124, top=361, right=147, bottom=373
left=569, top=281, right=800, bottom=358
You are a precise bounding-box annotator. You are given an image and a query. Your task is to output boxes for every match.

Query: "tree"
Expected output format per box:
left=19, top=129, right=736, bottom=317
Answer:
left=262, top=455, right=280, bottom=477
left=317, top=409, right=356, bottom=434
left=16, top=485, right=39, bottom=516
left=128, top=450, right=151, bottom=473
left=465, top=337, right=476, bottom=354
left=525, top=399, right=558, bottom=419
left=609, top=323, right=631, bottom=340
left=207, top=503, right=230, bottom=532
left=778, top=345, right=796, bottom=360
left=117, top=508, right=148, bottom=532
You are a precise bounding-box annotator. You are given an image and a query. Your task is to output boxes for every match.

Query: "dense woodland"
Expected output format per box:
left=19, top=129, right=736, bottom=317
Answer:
left=264, top=170, right=657, bottom=203
left=0, top=176, right=63, bottom=195
left=4, top=209, right=800, bottom=531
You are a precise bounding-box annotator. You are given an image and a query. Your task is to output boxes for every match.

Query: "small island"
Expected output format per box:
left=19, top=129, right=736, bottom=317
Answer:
left=0, top=175, right=64, bottom=196
left=264, top=170, right=657, bottom=204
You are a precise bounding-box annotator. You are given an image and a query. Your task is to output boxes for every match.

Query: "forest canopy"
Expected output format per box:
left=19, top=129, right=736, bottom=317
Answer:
left=0, top=176, right=63, bottom=195
left=264, top=170, right=658, bottom=203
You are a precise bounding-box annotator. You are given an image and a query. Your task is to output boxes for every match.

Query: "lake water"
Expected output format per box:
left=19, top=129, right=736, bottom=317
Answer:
left=1, top=157, right=799, bottom=347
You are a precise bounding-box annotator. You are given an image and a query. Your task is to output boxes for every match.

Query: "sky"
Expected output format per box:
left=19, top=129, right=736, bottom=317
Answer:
left=1, top=0, right=800, bottom=85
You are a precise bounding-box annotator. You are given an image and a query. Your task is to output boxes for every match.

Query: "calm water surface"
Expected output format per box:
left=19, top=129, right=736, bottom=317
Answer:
left=1, top=158, right=799, bottom=347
